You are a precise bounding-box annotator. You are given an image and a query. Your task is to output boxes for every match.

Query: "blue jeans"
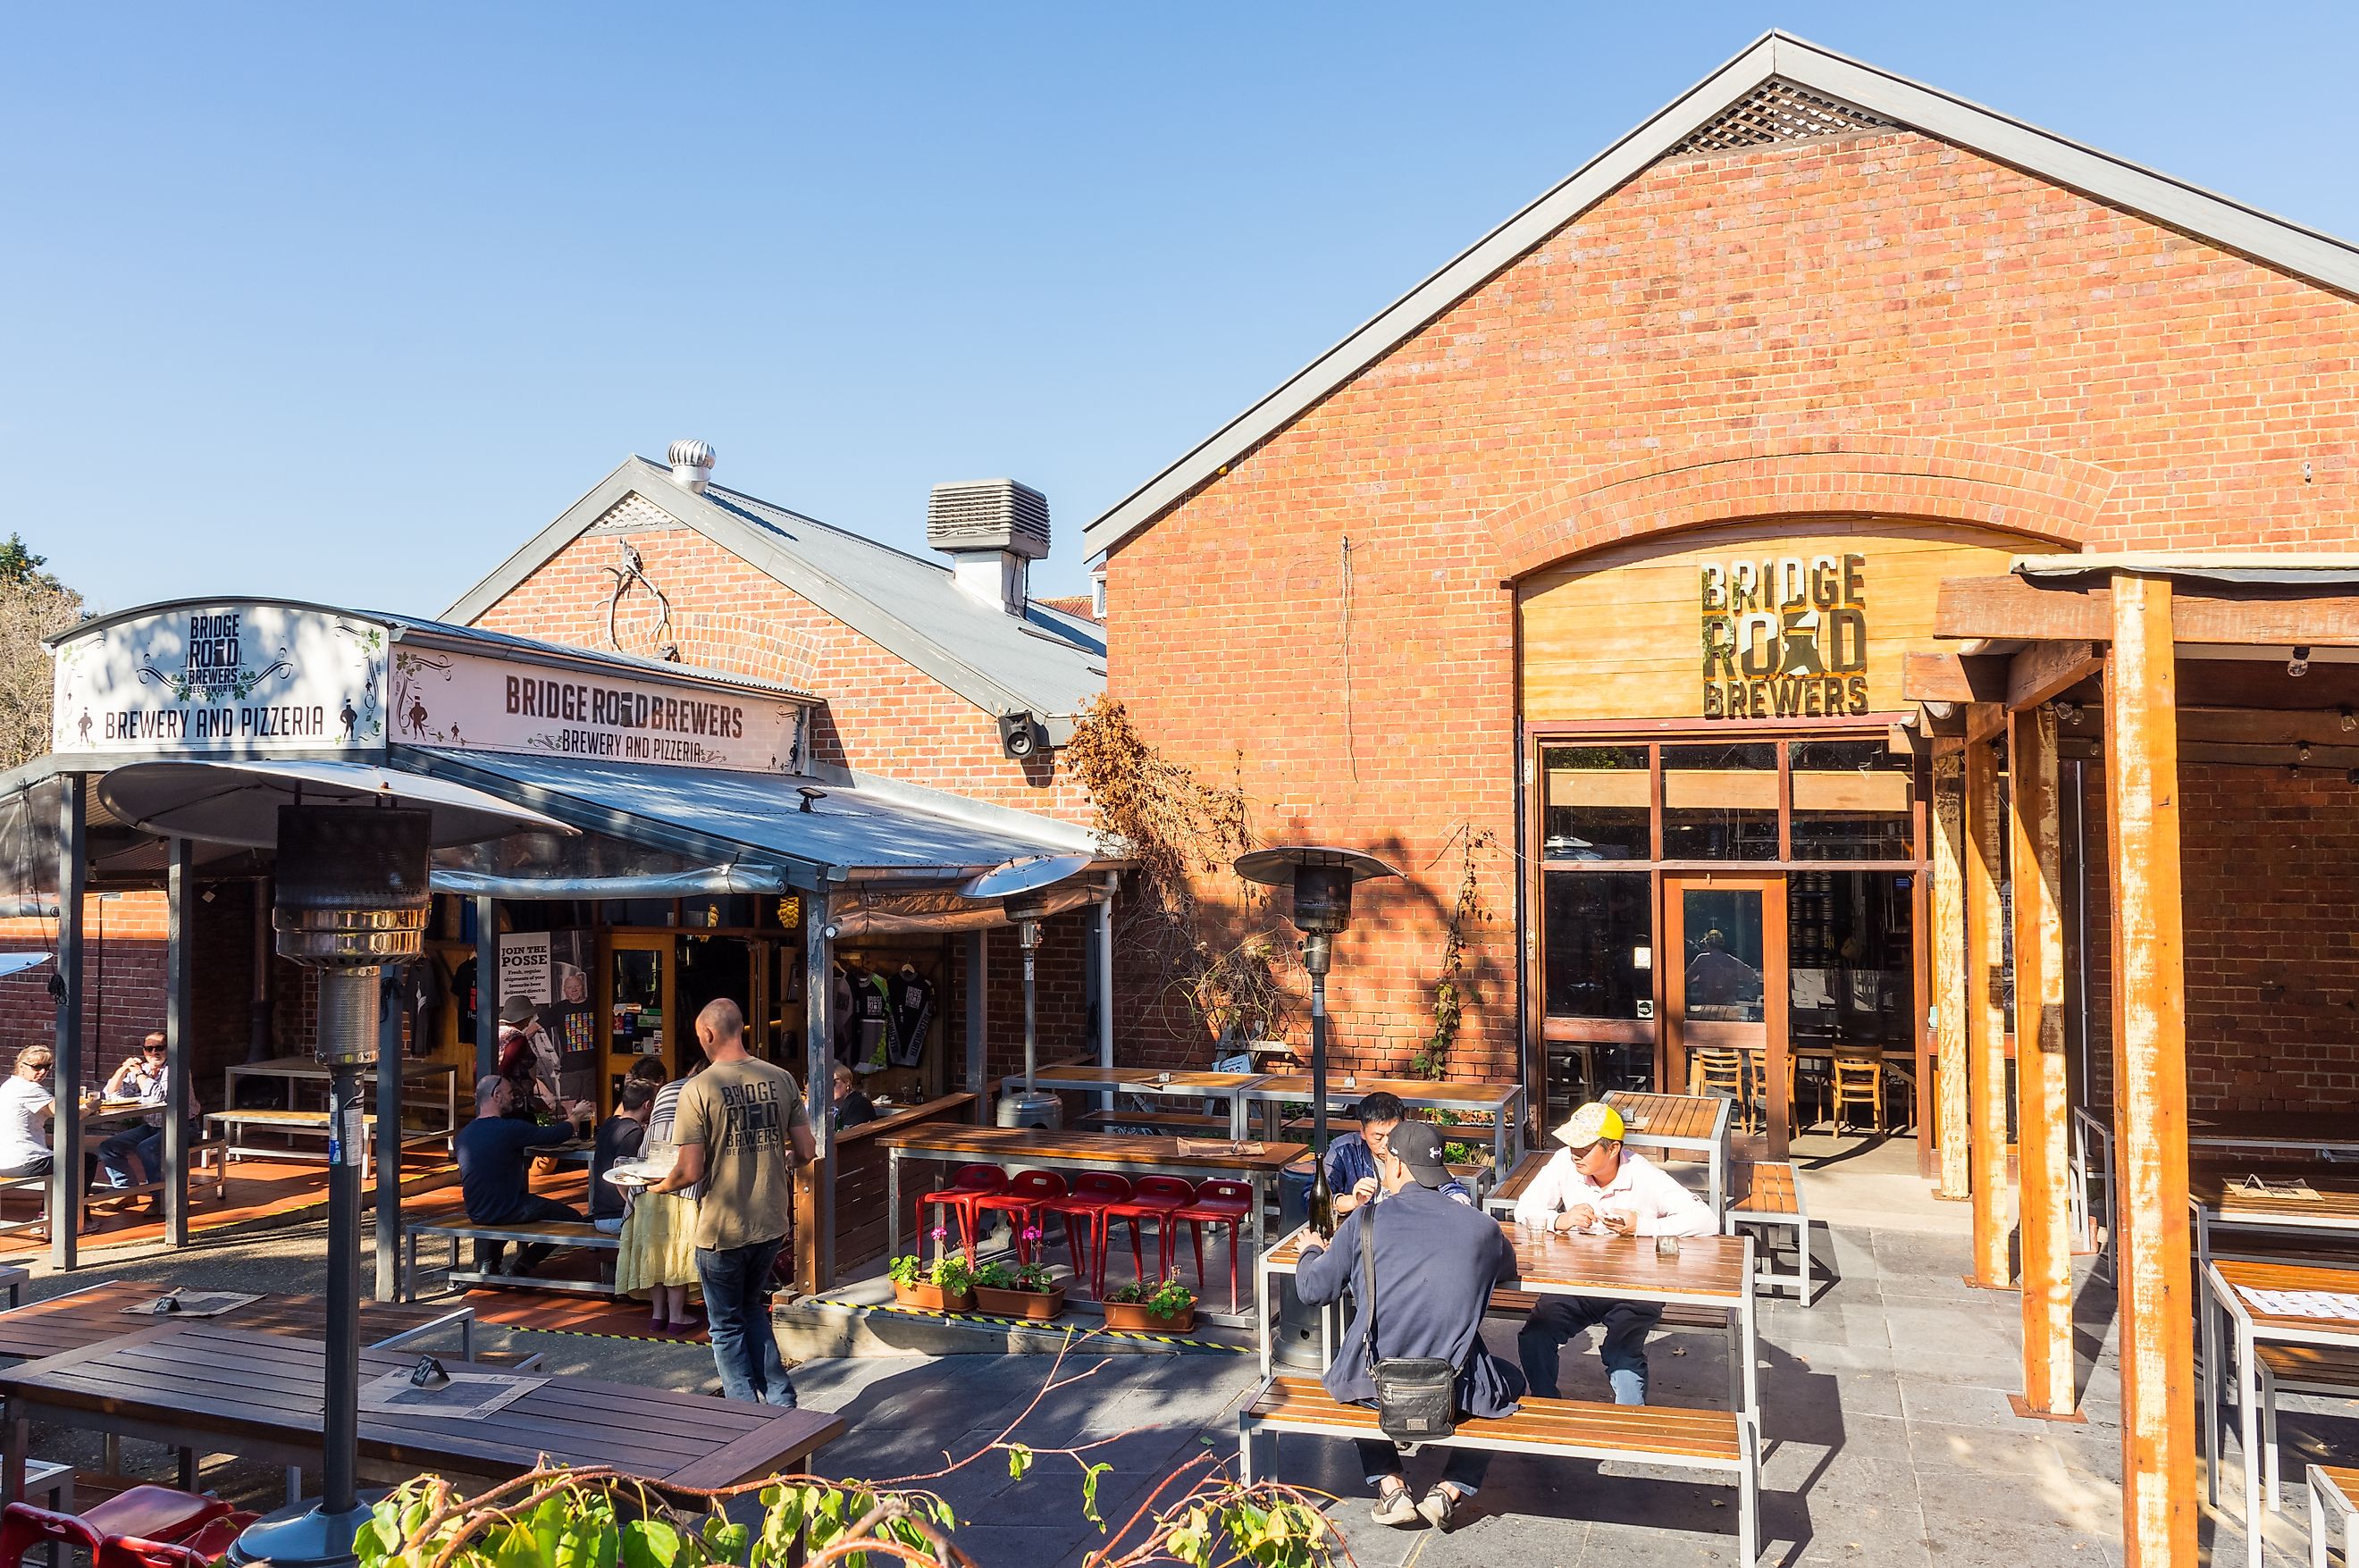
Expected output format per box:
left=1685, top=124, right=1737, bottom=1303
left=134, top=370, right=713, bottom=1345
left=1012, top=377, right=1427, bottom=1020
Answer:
left=1518, top=1295, right=1662, bottom=1404
left=696, top=1236, right=795, bottom=1407
left=98, top=1121, right=193, bottom=1188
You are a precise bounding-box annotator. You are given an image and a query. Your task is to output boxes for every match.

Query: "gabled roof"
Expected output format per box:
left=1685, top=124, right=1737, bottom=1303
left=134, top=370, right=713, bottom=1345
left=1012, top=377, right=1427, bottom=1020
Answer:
left=446, top=457, right=1106, bottom=730
left=1084, top=29, right=2359, bottom=560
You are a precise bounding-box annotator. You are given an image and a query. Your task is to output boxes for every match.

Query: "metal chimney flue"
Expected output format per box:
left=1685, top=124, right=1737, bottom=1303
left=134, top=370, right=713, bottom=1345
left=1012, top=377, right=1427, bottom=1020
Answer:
left=667, top=439, right=716, bottom=494
left=928, top=480, right=1049, bottom=616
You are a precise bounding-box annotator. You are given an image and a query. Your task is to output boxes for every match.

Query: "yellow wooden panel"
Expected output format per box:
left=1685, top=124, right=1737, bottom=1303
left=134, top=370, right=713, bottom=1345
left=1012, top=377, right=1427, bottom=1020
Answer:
left=1791, top=770, right=1913, bottom=812
left=1663, top=769, right=1779, bottom=809
left=1547, top=768, right=1652, bottom=809
left=1520, top=518, right=2033, bottom=724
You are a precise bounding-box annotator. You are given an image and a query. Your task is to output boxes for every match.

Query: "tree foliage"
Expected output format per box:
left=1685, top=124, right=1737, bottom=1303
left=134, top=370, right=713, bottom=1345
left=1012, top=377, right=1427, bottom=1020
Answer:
left=0, top=536, right=81, bottom=771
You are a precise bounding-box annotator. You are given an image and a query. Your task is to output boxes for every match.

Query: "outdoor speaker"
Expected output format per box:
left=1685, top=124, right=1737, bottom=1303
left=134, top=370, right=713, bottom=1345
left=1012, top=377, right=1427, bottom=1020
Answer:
left=998, top=710, right=1045, bottom=760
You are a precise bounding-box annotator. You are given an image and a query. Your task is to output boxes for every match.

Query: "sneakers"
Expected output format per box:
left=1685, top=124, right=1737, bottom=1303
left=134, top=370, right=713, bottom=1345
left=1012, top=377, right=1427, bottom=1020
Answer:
left=1415, top=1486, right=1461, bottom=1531
left=1370, top=1486, right=1420, bottom=1529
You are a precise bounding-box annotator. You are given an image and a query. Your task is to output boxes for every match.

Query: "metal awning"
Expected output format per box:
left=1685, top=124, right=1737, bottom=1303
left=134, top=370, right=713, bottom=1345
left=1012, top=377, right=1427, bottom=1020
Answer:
left=96, top=759, right=575, bottom=849
left=2014, top=552, right=2359, bottom=587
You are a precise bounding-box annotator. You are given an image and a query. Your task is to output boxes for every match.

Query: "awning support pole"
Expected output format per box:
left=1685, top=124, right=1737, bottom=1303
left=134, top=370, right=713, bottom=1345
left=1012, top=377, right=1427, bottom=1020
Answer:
left=1963, top=712, right=2014, bottom=1288
left=51, top=775, right=83, bottom=1271
left=374, top=965, right=405, bottom=1303
left=2104, top=575, right=2195, bottom=1567
left=2011, top=702, right=2078, bottom=1419
left=966, top=929, right=987, bottom=1122
left=164, top=835, right=193, bottom=1249
left=1096, top=885, right=1116, bottom=1117
left=803, top=896, right=834, bottom=1293
left=473, top=896, right=496, bottom=1082
left=1931, top=740, right=1969, bottom=1201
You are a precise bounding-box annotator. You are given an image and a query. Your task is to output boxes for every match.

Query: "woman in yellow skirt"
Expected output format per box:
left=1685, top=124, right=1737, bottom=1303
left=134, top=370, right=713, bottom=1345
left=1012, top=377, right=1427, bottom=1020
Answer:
left=617, top=1065, right=700, bottom=1329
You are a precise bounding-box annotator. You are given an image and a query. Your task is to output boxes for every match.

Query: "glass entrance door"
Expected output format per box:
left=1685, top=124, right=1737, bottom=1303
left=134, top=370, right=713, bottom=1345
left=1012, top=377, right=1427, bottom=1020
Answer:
left=1664, top=874, right=1790, bottom=1158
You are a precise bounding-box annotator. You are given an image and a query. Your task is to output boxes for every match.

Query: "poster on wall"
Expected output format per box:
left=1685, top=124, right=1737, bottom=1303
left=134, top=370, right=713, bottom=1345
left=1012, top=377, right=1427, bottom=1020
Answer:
left=549, top=930, right=598, bottom=1102
left=497, top=933, right=550, bottom=1010
left=51, top=604, right=389, bottom=755
left=390, top=646, right=806, bottom=774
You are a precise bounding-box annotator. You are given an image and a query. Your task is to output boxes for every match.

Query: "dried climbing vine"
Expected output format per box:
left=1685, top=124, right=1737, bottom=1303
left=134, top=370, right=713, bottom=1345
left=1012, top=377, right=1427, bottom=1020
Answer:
left=1410, top=824, right=1495, bottom=1080
left=1065, top=695, right=1293, bottom=1049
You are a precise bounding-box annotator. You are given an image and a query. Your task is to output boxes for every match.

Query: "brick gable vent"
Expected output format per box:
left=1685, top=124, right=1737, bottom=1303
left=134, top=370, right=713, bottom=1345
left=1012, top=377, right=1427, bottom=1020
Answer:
left=1666, top=77, right=1892, bottom=156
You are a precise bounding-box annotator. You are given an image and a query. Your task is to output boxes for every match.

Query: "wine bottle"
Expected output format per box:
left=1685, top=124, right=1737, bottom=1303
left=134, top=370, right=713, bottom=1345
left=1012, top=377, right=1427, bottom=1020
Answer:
left=1309, top=1157, right=1336, bottom=1240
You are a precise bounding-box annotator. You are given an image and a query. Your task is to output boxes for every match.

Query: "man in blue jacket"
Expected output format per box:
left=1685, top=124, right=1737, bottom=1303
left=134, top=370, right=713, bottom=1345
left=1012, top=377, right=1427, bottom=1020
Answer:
left=1296, top=1120, right=1524, bottom=1531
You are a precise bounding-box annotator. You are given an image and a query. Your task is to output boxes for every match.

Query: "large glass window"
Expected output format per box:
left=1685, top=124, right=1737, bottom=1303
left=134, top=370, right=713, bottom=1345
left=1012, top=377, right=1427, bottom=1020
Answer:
left=1680, top=887, right=1767, bottom=1023
left=1786, top=870, right=1915, bottom=1049
left=1662, top=742, right=1779, bottom=860
left=1789, top=740, right=1914, bottom=859
left=1543, top=872, right=1652, bottom=1019
left=1543, top=745, right=1650, bottom=860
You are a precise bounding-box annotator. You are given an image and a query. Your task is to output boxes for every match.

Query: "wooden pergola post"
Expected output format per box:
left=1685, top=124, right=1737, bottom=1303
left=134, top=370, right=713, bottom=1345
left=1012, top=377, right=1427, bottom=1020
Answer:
left=2104, top=574, right=2195, bottom=1567
left=2010, top=701, right=2078, bottom=1419
left=1963, top=709, right=2013, bottom=1288
left=1930, top=739, right=1970, bottom=1201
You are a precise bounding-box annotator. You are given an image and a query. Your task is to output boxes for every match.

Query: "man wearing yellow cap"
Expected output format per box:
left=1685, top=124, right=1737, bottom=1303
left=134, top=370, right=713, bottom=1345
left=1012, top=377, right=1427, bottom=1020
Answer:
left=1510, top=1101, right=1715, bottom=1404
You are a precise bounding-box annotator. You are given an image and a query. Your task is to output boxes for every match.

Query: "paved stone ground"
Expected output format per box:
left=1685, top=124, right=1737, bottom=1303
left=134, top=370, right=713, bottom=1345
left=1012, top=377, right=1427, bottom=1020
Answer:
left=9, top=1210, right=2342, bottom=1565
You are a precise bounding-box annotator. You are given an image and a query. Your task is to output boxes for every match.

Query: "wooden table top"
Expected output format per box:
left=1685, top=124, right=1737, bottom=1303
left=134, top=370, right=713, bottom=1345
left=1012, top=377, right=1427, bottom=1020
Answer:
left=2191, top=1170, right=2359, bottom=1229
left=0, top=1281, right=467, bottom=1363
left=2212, top=1259, right=2359, bottom=1336
left=1250, top=1075, right=1517, bottom=1110
left=1603, top=1091, right=1728, bottom=1145
left=1263, top=1220, right=1746, bottom=1303
left=1020, top=1066, right=1267, bottom=1094
left=0, top=1322, right=840, bottom=1490
left=877, top=1123, right=1307, bottom=1173
left=2187, top=1111, right=2359, bottom=1152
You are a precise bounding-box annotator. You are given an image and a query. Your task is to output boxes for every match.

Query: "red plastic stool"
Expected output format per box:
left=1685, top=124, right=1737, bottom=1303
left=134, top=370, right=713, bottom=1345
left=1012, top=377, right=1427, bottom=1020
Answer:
left=1103, top=1176, right=1196, bottom=1295
left=970, top=1170, right=1070, bottom=1262
left=1039, top=1170, right=1132, bottom=1295
left=914, top=1163, right=1007, bottom=1265
left=99, top=1533, right=226, bottom=1568
left=1171, top=1178, right=1254, bottom=1312
left=80, top=1488, right=232, bottom=1544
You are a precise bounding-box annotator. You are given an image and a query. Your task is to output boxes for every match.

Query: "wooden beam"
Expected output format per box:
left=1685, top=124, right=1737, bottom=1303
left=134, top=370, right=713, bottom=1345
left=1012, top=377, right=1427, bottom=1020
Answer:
left=1966, top=703, right=2011, bottom=745
left=2008, top=641, right=2102, bottom=711
left=1903, top=650, right=2010, bottom=705
left=1962, top=711, right=2014, bottom=1288
left=1931, top=739, right=1970, bottom=1202
left=1940, top=572, right=2359, bottom=647
left=2010, top=703, right=2078, bottom=1420
left=2178, top=706, right=2359, bottom=747
left=2105, top=575, right=2196, bottom=1568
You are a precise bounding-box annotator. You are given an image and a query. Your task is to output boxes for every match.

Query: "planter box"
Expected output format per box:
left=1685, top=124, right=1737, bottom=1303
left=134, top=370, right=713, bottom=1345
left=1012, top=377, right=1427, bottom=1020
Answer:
left=891, top=1280, right=974, bottom=1313
left=972, top=1285, right=1067, bottom=1321
left=1101, top=1300, right=1196, bottom=1336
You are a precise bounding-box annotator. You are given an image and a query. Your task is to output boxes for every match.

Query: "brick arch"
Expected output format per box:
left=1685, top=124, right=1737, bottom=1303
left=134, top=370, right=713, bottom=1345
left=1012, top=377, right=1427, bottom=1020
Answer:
left=613, top=610, right=821, bottom=692
left=1490, top=437, right=2115, bottom=582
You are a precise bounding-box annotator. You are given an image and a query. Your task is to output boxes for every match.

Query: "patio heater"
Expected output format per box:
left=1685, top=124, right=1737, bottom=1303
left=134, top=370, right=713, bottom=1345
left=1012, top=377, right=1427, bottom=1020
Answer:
left=1232, top=845, right=1401, bottom=1164
left=961, top=855, right=1091, bottom=1130
left=231, top=805, right=432, bottom=1568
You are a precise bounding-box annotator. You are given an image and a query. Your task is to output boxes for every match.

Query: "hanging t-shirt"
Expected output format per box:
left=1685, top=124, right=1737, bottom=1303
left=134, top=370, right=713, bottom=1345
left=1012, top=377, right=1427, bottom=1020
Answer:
left=452, top=957, right=480, bottom=1044
left=852, top=972, right=891, bottom=1072
left=887, top=968, right=934, bottom=1069
left=0, top=1077, right=51, bottom=1169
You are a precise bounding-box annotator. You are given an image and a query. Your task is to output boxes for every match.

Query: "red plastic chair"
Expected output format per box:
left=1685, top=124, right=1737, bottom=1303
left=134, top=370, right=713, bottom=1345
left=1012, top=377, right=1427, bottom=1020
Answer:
left=0, top=1491, right=231, bottom=1568
left=1171, top=1178, right=1254, bottom=1312
left=1038, top=1170, right=1133, bottom=1295
left=97, top=1528, right=250, bottom=1568
left=1103, top=1176, right=1196, bottom=1296
left=970, top=1170, right=1070, bottom=1262
left=915, top=1164, right=1007, bottom=1265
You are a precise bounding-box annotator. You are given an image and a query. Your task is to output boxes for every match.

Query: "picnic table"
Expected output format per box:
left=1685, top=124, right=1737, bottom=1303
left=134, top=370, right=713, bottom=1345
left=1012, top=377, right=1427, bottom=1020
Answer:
left=223, top=1055, right=459, bottom=1151
left=1603, top=1091, right=1734, bottom=1214
left=2074, top=1107, right=2359, bottom=1278
left=0, top=1279, right=479, bottom=1361
left=997, top=1066, right=1266, bottom=1140
left=1255, top=1219, right=1759, bottom=1427
left=0, top=1322, right=841, bottom=1498
left=876, top=1124, right=1306, bottom=1332
left=1247, top=1075, right=1524, bottom=1171
left=2203, top=1258, right=2359, bottom=1568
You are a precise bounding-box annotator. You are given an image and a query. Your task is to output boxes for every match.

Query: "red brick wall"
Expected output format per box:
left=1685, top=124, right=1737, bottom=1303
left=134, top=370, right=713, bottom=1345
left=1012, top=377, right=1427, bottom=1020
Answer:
left=470, top=518, right=1093, bottom=821
left=1104, top=127, right=2359, bottom=1086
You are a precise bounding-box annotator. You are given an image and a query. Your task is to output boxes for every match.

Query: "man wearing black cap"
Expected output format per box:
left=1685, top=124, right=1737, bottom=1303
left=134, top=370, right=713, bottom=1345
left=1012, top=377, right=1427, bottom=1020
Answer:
left=1296, top=1119, right=1523, bottom=1532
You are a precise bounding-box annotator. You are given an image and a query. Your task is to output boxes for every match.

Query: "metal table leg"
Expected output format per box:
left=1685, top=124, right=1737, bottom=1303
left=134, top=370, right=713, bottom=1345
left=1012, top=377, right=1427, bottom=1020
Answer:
left=886, top=1148, right=902, bottom=1267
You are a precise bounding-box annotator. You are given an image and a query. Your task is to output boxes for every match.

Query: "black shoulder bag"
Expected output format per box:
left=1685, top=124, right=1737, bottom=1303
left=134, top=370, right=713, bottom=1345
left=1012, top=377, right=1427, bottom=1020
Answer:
left=1359, top=1204, right=1459, bottom=1441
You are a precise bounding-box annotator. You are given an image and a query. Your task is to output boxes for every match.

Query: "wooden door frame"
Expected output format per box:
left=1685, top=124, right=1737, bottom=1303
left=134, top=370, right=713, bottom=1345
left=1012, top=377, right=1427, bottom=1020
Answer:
left=1662, top=870, right=1792, bottom=1158
left=603, top=930, right=677, bottom=1107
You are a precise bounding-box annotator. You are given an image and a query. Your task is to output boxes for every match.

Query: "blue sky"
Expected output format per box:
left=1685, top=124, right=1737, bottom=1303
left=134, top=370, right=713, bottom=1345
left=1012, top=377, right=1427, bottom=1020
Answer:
left=5, top=3, right=2355, bottom=615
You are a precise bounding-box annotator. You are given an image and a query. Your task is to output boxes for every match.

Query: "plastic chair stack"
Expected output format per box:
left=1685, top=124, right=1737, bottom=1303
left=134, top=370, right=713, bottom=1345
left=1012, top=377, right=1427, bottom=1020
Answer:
left=1039, top=1171, right=1133, bottom=1295
left=915, top=1163, right=1008, bottom=1265
left=970, top=1170, right=1070, bottom=1263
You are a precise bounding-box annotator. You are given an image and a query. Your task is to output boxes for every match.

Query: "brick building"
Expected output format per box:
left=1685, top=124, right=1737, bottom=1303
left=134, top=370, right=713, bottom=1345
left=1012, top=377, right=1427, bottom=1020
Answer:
left=1083, top=32, right=2359, bottom=1176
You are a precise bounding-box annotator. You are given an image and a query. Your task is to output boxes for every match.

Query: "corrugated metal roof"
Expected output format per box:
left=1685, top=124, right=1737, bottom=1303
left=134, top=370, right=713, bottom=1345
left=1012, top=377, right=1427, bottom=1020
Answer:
left=2015, top=553, right=2359, bottom=585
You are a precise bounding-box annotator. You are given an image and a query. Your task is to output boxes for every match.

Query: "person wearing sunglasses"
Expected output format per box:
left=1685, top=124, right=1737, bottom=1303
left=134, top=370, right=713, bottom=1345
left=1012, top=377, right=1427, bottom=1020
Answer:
left=0, top=1045, right=55, bottom=1180
left=98, top=1033, right=197, bottom=1195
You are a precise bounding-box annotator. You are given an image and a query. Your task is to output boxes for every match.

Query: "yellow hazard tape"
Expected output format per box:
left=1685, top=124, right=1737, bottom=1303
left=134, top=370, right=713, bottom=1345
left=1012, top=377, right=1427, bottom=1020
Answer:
left=818, top=1298, right=1244, bottom=1353
left=510, top=1323, right=703, bottom=1346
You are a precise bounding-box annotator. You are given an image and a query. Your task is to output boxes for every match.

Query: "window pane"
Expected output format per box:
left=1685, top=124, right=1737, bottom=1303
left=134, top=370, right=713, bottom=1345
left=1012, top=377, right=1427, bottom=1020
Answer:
left=1790, top=741, right=1914, bottom=859
left=1543, top=872, right=1652, bottom=1019
left=1681, top=888, right=1766, bottom=1023
left=1662, top=742, right=1778, bottom=859
left=1787, top=870, right=1916, bottom=1051
left=1543, top=745, right=1650, bottom=860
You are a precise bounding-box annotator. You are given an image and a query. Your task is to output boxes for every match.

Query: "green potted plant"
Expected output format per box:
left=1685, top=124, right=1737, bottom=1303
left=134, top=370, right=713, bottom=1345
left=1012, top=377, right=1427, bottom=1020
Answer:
left=887, top=1233, right=975, bottom=1312
left=1102, top=1275, right=1196, bottom=1334
left=970, top=1245, right=1067, bottom=1321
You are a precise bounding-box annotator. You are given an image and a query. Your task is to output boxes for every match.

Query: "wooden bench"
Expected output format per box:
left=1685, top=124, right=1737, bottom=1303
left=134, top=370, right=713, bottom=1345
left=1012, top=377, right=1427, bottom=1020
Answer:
left=1073, top=1110, right=1232, bottom=1137
left=404, top=1219, right=621, bottom=1299
left=2311, top=1463, right=2359, bottom=1568
left=1725, top=1161, right=1812, bottom=1304
left=208, top=1109, right=443, bottom=1177
left=2252, top=1344, right=2359, bottom=1514
left=1238, top=1374, right=1756, bottom=1560
left=85, top=1136, right=231, bottom=1209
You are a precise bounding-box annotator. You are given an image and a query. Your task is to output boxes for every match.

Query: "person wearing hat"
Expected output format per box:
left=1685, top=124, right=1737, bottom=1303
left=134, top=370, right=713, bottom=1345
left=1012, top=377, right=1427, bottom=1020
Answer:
left=1511, top=1101, right=1716, bottom=1404
left=495, top=994, right=562, bottom=1118
left=1296, top=1119, right=1523, bottom=1532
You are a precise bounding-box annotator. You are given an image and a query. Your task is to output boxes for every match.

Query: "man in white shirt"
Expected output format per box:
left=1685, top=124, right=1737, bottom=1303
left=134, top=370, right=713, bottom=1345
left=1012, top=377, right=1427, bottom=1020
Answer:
left=1511, top=1101, right=1717, bottom=1404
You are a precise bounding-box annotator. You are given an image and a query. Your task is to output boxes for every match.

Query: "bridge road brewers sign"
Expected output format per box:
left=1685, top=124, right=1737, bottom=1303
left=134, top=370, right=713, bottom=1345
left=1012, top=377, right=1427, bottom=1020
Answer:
left=391, top=646, right=806, bottom=774
left=53, top=604, right=386, bottom=756
left=1700, top=553, right=1871, bottom=720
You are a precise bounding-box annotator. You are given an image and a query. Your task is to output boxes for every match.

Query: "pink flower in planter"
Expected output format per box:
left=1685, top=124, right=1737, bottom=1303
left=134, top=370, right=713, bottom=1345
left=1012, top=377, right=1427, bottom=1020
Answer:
left=930, top=1225, right=948, bottom=1242
left=1022, top=1226, right=1044, bottom=1244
